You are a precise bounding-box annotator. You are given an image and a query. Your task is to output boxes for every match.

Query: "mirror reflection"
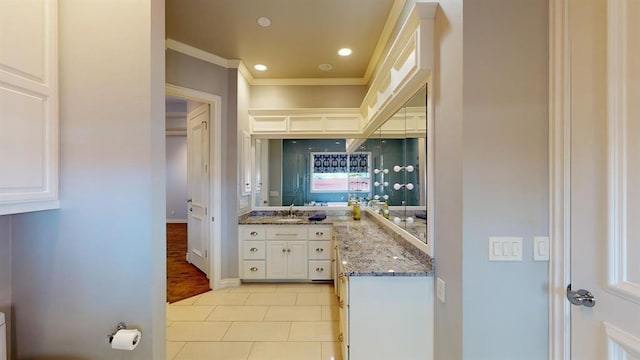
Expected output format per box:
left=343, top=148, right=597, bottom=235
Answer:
left=251, top=85, right=427, bottom=243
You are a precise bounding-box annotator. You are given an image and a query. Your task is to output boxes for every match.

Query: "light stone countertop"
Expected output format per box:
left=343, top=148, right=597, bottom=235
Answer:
left=238, top=210, right=434, bottom=277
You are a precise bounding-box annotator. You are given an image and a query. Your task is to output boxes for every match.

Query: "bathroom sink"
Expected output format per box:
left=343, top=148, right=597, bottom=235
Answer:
left=276, top=218, right=303, bottom=223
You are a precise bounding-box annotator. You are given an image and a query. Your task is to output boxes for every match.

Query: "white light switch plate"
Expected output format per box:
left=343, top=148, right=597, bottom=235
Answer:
left=489, top=237, right=523, bottom=261
left=534, top=236, right=550, bottom=261
left=436, top=277, right=445, bottom=303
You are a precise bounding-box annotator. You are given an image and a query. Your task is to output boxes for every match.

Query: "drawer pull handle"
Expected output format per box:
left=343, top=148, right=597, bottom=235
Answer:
left=316, top=248, right=324, bottom=252
left=316, top=267, right=324, bottom=272
left=316, top=231, right=324, bottom=236
left=250, top=231, right=258, bottom=236
left=250, top=267, right=258, bottom=272
left=250, top=247, right=259, bottom=252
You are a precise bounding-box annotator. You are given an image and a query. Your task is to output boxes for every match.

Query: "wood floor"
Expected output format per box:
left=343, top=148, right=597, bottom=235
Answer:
left=166, top=223, right=210, bottom=303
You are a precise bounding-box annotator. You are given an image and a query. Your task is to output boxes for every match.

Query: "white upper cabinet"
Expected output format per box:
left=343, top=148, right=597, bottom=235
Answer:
left=0, top=0, right=59, bottom=215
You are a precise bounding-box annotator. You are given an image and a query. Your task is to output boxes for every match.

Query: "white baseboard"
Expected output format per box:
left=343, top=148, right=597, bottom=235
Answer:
left=217, top=278, right=241, bottom=290
left=166, top=219, right=188, bottom=224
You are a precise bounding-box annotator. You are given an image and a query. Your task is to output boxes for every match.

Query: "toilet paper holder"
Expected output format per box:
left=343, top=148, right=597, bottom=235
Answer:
left=108, top=322, right=133, bottom=344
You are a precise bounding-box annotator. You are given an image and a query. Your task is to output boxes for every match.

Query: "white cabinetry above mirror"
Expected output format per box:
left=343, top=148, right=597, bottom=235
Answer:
left=249, top=108, right=362, bottom=138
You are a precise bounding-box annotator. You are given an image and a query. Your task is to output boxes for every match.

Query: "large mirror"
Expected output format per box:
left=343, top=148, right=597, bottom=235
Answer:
left=251, top=85, right=428, bottom=243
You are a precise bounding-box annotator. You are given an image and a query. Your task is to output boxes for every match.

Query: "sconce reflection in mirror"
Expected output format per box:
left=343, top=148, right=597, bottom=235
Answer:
left=393, top=183, right=414, bottom=190
left=373, top=181, right=389, bottom=187
left=374, top=168, right=389, bottom=174
left=393, top=165, right=414, bottom=173
left=393, top=216, right=415, bottom=224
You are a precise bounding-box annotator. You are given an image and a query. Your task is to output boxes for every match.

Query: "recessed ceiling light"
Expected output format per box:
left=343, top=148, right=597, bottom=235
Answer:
left=254, top=64, right=267, bottom=71
left=338, top=48, right=352, bottom=56
left=257, top=16, right=271, bottom=27
left=318, top=63, right=333, bottom=71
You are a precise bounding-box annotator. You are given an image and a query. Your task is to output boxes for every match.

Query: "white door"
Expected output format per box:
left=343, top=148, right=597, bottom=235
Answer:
left=187, top=104, right=210, bottom=276
left=569, top=0, right=640, bottom=357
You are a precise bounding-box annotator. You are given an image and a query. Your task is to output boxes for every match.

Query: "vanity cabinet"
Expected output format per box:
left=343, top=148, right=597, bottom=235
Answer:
left=239, top=224, right=333, bottom=281
left=335, top=254, right=434, bottom=360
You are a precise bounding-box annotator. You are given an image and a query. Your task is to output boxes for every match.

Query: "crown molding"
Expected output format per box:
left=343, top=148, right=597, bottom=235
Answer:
left=250, top=77, right=368, bottom=86
left=363, top=0, right=406, bottom=82
left=166, top=38, right=240, bottom=69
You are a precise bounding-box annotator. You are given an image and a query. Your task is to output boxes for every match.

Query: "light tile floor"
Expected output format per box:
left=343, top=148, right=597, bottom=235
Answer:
left=167, top=283, right=342, bottom=360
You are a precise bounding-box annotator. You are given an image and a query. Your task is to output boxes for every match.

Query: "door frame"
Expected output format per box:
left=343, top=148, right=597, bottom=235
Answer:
left=549, top=0, right=572, bottom=358
left=166, top=83, right=223, bottom=290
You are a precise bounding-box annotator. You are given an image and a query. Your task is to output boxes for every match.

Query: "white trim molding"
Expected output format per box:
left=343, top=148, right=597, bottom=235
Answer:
left=549, top=0, right=572, bottom=359
left=606, top=0, right=640, bottom=305
left=605, top=322, right=640, bottom=360
left=166, top=83, right=223, bottom=292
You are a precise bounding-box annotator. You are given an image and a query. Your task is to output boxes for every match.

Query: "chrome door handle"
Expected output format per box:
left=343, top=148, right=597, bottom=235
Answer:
left=567, top=284, right=596, bottom=307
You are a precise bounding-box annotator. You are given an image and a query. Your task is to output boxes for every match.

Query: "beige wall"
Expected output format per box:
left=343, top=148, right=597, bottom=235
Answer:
left=250, top=85, right=367, bottom=108
left=10, top=0, right=166, bottom=358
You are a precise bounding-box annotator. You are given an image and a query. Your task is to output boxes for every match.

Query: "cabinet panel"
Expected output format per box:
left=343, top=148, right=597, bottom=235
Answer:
left=0, top=0, right=59, bottom=214
left=308, top=227, right=332, bottom=240
left=287, top=241, right=308, bottom=279
left=266, top=227, right=307, bottom=239
left=266, top=241, right=287, bottom=279
left=308, top=241, right=332, bottom=260
left=242, top=227, right=266, bottom=240
left=242, top=260, right=266, bottom=279
left=243, top=241, right=265, bottom=260
left=309, top=260, right=332, bottom=280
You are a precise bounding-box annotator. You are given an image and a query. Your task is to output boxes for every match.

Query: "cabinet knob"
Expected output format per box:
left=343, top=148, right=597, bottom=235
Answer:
left=250, top=231, right=258, bottom=236
left=287, top=249, right=291, bottom=253
left=315, top=267, right=324, bottom=272
left=338, top=333, right=344, bottom=343
left=250, top=267, right=258, bottom=272
left=316, top=248, right=324, bottom=252
left=282, top=248, right=286, bottom=253
left=315, top=231, right=324, bottom=236
left=339, top=300, right=344, bottom=309
left=250, top=247, right=258, bottom=252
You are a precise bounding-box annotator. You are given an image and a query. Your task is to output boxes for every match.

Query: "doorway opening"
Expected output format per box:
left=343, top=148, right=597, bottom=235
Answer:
left=165, top=84, right=223, bottom=302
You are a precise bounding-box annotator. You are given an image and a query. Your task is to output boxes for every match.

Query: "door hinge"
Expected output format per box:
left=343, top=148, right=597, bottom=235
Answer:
left=205, top=250, right=208, bottom=258
left=205, top=208, right=208, bottom=215
left=211, top=216, right=215, bottom=222
left=202, top=120, right=207, bottom=130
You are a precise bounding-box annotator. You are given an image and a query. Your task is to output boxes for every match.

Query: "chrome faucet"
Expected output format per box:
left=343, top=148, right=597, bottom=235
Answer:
left=289, top=202, right=294, bottom=218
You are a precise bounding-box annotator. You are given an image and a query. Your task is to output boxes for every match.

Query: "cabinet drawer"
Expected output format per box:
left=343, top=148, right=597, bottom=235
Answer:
left=242, top=227, right=266, bottom=240
left=308, top=227, right=332, bottom=240
left=308, top=241, right=332, bottom=260
left=242, top=260, right=266, bottom=279
left=243, top=241, right=265, bottom=260
left=309, top=260, right=332, bottom=280
left=266, top=226, right=307, bottom=239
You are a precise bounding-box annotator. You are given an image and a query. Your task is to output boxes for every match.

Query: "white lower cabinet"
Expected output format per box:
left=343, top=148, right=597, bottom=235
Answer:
left=336, top=261, right=434, bottom=360
left=239, top=224, right=333, bottom=281
left=266, top=240, right=307, bottom=279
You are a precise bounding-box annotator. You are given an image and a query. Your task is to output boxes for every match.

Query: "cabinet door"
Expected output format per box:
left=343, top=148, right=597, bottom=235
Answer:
left=0, top=0, right=59, bottom=215
left=286, top=241, right=308, bottom=279
left=265, top=241, right=287, bottom=279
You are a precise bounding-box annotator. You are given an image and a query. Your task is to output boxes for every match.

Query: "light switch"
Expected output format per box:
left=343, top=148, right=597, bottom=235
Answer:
left=534, top=236, right=550, bottom=261
left=489, top=237, right=523, bottom=261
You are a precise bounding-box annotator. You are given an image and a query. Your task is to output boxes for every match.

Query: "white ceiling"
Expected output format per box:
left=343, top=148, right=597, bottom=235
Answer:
left=165, top=0, right=400, bottom=81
